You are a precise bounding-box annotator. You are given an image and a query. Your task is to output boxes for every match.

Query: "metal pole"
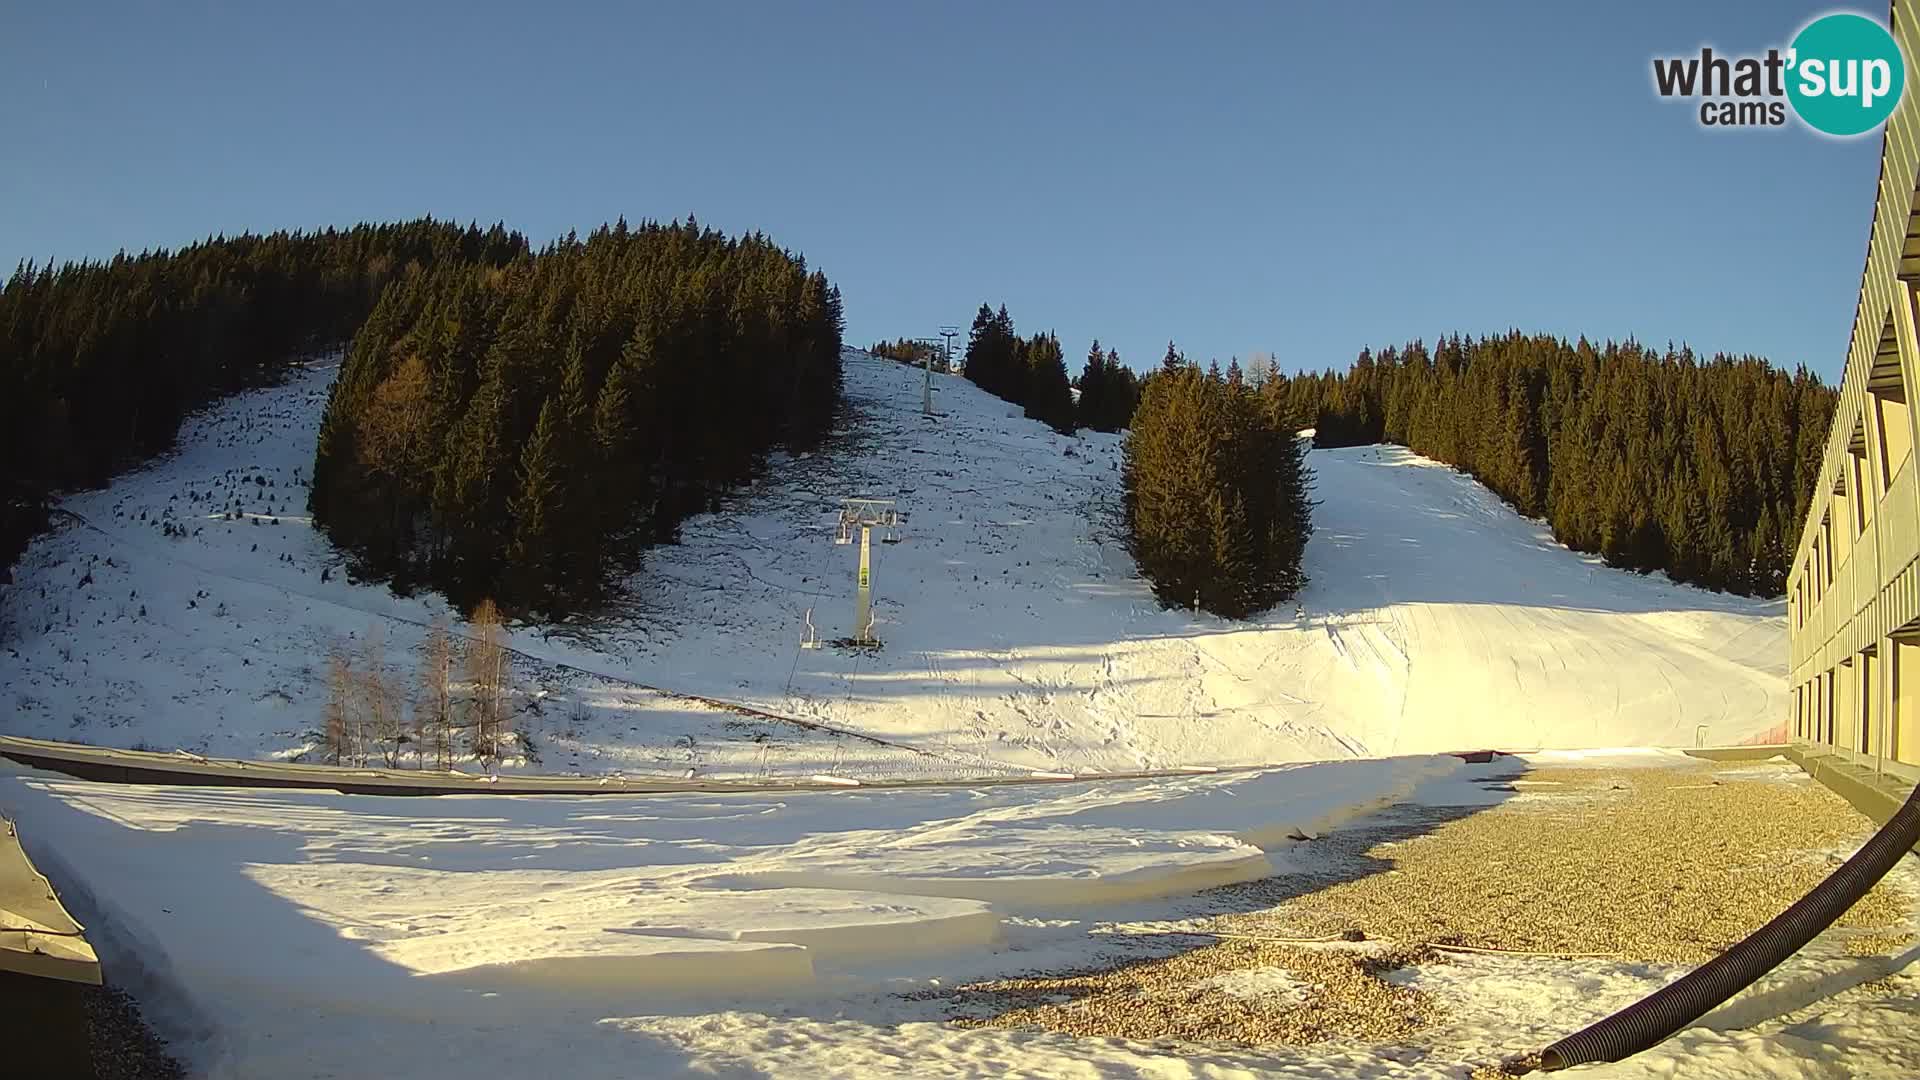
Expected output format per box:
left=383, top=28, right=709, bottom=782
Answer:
left=1880, top=640, right=1892, bottom=775
left=940, top=326, right=959, bottom=377
left=855, top=523, right=873, bottom=644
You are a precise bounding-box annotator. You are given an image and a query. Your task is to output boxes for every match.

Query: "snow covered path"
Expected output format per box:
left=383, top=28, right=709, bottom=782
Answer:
left=0, top=351, right=1787, bottom=777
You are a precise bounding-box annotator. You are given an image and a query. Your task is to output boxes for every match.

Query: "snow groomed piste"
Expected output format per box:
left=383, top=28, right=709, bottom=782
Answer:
left=0, top=351, right=1790, bottom=785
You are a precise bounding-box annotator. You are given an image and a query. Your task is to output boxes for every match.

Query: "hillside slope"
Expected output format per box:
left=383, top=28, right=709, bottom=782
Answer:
left=0, top=351, right=1786, bottom=775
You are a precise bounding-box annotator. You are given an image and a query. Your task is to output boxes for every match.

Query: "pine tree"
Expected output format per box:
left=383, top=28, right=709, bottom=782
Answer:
left=435, top=358, right=514, bottom=595
left=1106, top=348, right=1139, bottom=430
left=593, top=355, right=646, bottom=545
left=963, top=304, right=997, bottom=390
left=1023, top=332, right=1076, bottom=434
left=504, top=397, right=573, bottom=613
left=1123, top=365, right=1313, bottom=618
left=1077, top=339, right=1108, bottom=432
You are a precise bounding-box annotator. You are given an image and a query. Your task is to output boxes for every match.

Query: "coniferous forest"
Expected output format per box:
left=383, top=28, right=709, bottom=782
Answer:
left=0, top=220, right=528, bottom=585
left=1075, top=339, right=1142, bottom=433
left=2, top=223, right=1829, bottom=621
left=1124, top=347, right=1314, bottom=618
left=959, top=304, right=1079, bottom=435
left=1265, top=333, right=1835, bottom=596
left=958, top=304, right=1142, bottom=434
left=869, top=337, right=944, bottom=367
left=308, top=219, right=844, bottom=616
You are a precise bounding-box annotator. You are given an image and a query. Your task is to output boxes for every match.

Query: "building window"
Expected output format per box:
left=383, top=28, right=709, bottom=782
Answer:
left=1862, top=648, right=1878, bottom=754
left=1826, top=670, right=1837, bottom=744
left=1848, top=417, right=1874, bottom=533
left=1873, top=316, right=1912, bottom=491
left=1823, top=514, right=1835, bottom=584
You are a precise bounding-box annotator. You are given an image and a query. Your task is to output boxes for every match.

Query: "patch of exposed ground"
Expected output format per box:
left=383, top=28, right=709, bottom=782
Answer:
left=951, top=940, right=1443, bottom=1044
left=945, top=758, right=1913, bottom=1054
left=86, top=984, right=185, bottom=1080
left=1219, top=761, right=1909, bottom=964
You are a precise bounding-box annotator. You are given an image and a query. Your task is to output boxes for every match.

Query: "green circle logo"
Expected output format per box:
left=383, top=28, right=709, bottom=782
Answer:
left=1787, top=13, right=1906, bottom=136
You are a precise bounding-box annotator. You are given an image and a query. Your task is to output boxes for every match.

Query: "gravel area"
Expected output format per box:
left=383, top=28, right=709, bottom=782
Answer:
left=951, top=940, right=1443, bottom=1044
left=942, top=757, right=1916, bottom=1052
left=84, top=984, right=185, bottom=1080
left=1219, top=760, right=1910, bottom=964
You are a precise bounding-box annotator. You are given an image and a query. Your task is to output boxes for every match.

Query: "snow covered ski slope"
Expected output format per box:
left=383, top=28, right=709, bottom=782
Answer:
left=0, top=350, right=1786, bottom=776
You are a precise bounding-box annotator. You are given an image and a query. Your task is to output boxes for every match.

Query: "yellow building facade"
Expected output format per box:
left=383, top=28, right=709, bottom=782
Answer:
left=1789, top=1, right=1920, bottom=779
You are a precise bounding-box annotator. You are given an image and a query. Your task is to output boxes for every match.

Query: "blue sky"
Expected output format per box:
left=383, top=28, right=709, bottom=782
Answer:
left=0, top=1, right=1885, bottom=381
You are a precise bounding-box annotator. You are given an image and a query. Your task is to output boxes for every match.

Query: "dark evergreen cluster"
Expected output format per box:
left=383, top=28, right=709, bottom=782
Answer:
left=0, top=220, right=526, bottom=585
left=1022, top=332, right=1076, bottom=434
left=960, top=304, right=1077, bottom=434
left=1124, top=350, right=1314, bottom=618
left=1266, top=333, right=1835, bottom=596
left=308, top=218, right=845, bottom=617
left=1075, top=339, right=1141, bottom=432
left=869, top=337, right=942, bottom=366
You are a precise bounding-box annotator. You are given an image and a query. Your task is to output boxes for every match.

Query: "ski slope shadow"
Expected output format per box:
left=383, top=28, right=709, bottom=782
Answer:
left=0, top=779, right=733, bottom=1079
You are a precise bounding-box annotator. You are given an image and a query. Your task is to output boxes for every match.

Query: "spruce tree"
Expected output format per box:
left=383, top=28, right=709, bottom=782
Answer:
left=505, top=397, right=570, bottom=612
left=1078, top=339, right=1109, bottom=431
left=963, top=304, right=1000, bottom=397
left=1123, top=365, right=1313, bottom=618
left=1107, top=348, right=1139, bottom=430
left=1024, top=332, right=1076, bottom=434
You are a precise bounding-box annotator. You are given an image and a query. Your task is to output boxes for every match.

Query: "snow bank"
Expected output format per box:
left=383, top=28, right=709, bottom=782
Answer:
left=0, top=751, right=1456, bottom=1073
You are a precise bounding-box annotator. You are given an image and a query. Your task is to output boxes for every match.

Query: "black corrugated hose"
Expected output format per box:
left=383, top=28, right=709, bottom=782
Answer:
left=1537, top=778, right=1920, bottom=1071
